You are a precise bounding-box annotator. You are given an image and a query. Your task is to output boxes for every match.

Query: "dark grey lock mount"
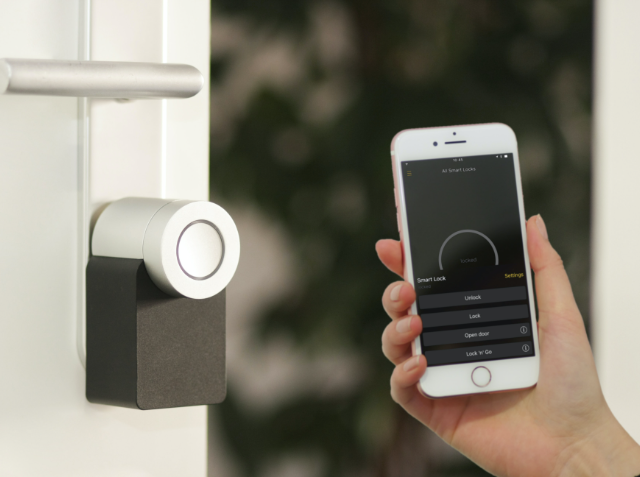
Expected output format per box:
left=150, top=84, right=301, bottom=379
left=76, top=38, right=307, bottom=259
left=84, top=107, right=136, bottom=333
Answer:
left=86, top=257, right=226, bottom=410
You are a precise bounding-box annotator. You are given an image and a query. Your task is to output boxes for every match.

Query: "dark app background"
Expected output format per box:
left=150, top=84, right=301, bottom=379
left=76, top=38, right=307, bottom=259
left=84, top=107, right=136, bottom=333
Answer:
left=401, top=154, right=535, bottom=366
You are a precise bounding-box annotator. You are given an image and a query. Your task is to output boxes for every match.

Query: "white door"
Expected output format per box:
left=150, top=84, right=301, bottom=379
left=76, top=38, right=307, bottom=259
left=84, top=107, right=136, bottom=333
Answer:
left=0, top=1, right=211, bottom=475
left=593, top=0, right=640, bottom=443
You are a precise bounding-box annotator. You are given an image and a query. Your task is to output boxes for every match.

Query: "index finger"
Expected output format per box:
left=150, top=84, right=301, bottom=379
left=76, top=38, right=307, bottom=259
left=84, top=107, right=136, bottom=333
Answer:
left=376, top=239, right=404, bottom=277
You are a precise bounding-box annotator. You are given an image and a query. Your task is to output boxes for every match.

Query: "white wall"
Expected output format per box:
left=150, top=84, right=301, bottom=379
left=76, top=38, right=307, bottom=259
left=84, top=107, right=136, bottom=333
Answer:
left=0, top=1, right=210, bottom=475
left=593, top=0, right=640, bottom=443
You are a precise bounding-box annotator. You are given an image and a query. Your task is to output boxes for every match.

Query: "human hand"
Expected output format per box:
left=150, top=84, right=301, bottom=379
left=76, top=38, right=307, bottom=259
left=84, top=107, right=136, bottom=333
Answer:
left=377, top=215, right=640, bottom=477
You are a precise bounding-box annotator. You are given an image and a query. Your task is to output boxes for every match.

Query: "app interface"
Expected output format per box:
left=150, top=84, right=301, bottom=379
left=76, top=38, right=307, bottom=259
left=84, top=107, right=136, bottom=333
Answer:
left=401, top=154, right=534, bottom=367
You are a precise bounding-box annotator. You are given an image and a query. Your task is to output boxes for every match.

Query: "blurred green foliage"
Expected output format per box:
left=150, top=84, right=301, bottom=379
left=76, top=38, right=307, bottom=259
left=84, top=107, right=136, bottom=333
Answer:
left=209, top=0, right=592, bottom=475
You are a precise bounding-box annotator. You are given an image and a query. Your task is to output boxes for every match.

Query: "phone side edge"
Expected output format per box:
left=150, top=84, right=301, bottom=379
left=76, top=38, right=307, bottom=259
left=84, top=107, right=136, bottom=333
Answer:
left=391, top=131, right=422, bottom=363
left=510, top=135, right=541, bottom=385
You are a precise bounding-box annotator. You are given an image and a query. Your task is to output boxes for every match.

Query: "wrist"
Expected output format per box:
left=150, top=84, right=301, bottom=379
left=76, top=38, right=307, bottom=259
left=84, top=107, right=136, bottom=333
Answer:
left=555, top=410, right=640, bottom=477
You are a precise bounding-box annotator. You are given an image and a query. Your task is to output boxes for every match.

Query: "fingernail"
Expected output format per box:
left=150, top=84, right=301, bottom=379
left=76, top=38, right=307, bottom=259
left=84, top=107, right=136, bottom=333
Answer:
left=396, top=316, right=413, bottom=333
left=536, top=214, right=548, bottom=240
left=390, top=284, right=403, bottom=301
left=403, top=355, right=421, bottom=372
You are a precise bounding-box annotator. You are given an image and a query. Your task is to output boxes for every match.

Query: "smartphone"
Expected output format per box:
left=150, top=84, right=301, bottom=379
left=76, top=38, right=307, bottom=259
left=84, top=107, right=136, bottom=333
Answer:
left=391, top=123, right=539, bottom=398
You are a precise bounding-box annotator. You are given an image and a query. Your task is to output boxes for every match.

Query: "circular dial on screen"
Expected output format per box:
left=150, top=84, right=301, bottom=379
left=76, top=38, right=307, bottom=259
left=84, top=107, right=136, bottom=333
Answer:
left=438, top=229, right=498, bottom=270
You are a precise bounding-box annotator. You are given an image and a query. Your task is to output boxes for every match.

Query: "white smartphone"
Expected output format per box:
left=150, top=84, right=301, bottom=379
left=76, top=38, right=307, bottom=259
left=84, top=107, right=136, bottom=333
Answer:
left=391, top=123, right=539, bottom=398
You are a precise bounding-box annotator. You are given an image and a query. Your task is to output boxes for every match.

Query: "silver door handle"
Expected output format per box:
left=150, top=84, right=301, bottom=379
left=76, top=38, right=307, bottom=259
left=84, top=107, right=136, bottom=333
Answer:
left=0, top=58, right=203, bottom=99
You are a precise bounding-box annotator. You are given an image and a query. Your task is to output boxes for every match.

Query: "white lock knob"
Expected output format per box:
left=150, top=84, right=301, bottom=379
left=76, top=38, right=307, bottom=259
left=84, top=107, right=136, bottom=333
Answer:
left=92, top=197, right=240, bottom=299
left=177, top=221, right=224, bottom=279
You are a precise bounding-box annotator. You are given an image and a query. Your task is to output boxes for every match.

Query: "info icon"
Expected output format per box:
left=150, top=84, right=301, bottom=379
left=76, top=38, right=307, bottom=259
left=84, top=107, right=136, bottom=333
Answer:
left=522, top=344, right=531, bottom=353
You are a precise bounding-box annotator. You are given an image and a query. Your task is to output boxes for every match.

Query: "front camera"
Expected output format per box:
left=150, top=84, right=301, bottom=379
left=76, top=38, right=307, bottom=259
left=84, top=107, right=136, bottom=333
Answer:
left=433, top=141, right=438, bottom=146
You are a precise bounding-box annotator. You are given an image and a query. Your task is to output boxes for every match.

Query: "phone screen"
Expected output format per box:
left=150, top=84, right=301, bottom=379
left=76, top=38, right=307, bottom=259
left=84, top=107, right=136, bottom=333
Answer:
left=401, top=153, right=535, bottom=367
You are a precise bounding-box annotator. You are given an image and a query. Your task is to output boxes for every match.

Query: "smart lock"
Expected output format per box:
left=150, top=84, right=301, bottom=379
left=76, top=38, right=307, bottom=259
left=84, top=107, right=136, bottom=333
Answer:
left=1, top=58, right=232, bottom=410
left=86, top=198, right=240, bottom=409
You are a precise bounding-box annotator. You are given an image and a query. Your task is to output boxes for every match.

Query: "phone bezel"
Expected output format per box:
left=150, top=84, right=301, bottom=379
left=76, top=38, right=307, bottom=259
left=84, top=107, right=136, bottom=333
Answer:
left=391, top=123, right=540, bottom=398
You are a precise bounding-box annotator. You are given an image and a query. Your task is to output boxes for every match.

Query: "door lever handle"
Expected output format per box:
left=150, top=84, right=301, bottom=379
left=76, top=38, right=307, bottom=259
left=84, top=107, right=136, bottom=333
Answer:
left=0, top=58, right=203, bottom=99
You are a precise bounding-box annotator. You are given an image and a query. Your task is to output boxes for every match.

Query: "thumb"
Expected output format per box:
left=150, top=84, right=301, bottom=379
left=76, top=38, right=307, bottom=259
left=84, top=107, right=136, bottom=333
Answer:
left=526, top=215, right=582, bottom=328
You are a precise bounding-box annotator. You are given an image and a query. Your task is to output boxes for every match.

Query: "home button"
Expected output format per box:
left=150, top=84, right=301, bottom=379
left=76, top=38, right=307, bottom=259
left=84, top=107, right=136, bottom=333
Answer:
left=471, top=366, right=491, bottom=387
